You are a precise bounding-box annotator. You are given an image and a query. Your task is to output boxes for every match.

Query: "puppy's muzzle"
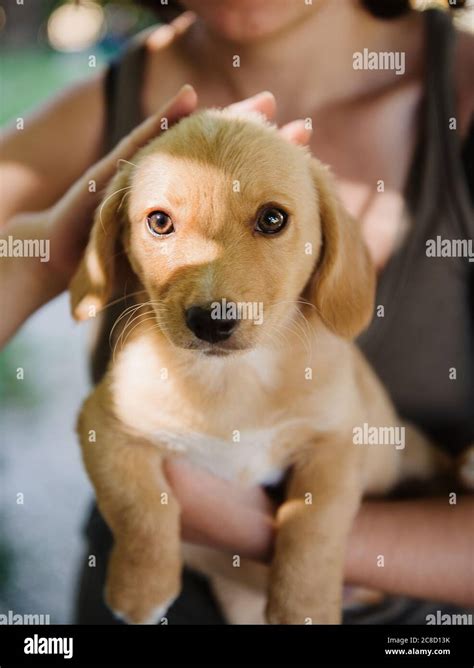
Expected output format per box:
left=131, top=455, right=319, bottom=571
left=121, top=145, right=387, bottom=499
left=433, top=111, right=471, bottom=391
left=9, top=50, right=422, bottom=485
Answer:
left=185, top=305, right=238, bottom=344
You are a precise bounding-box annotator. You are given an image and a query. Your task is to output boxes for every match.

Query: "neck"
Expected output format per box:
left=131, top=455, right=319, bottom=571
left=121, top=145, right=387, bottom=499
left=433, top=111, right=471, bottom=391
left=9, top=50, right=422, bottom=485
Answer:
left=182, top=1, right=416, bottom=122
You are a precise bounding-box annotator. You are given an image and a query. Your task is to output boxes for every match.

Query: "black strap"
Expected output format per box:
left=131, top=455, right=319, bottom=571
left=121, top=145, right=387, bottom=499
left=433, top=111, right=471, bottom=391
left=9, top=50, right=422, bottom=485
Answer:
left=421, top=9, right=474, bottom=238
left=461, top=119, right=474, bottom=205
left=101, top=35, right=149, bottom=154
left=102, top=58, right=120, bottom=155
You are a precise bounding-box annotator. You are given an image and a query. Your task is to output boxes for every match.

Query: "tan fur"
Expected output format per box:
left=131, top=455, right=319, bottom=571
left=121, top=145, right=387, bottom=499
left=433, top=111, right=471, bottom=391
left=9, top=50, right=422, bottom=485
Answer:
left=70, top=110, right=446, bottom=624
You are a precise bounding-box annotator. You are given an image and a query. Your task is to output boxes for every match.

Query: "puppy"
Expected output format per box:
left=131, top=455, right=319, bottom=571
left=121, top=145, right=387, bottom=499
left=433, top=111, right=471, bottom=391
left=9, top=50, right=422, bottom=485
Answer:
left=70, top=109, right=449, bottom=624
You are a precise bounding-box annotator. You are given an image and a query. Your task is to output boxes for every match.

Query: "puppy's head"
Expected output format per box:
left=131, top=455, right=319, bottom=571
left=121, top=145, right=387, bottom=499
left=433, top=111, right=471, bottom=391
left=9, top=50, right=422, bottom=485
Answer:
left=70, top=110, right=375, bottom=355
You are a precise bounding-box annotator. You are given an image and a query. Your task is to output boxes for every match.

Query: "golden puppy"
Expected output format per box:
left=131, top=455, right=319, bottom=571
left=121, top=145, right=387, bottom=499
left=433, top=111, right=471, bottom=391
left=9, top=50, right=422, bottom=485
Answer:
left=70, top=109, right=447, bottom=624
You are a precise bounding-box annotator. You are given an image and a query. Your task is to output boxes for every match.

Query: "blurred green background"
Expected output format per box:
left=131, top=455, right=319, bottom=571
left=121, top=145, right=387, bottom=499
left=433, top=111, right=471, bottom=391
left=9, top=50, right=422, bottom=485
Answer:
left=0, top=0, right=157, bottom=125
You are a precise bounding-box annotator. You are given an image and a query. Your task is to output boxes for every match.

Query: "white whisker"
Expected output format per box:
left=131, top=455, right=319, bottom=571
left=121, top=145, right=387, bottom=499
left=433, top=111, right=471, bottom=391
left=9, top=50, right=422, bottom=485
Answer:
left=99, top=186, right=132, bottom=232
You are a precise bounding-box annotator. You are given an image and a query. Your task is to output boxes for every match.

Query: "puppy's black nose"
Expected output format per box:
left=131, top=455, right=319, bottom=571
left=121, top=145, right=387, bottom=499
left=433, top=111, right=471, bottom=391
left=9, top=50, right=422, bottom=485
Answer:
left=185, top=305, right=237, bottom=344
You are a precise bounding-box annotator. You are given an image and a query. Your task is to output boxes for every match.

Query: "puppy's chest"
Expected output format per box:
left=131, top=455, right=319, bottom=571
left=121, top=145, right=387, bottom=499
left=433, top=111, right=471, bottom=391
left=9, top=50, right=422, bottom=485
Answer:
left=122, top=380, right=319, bottom=484
left=150, top=425, right=290, bottom=486
left=112, top=339, right=322, bottom=486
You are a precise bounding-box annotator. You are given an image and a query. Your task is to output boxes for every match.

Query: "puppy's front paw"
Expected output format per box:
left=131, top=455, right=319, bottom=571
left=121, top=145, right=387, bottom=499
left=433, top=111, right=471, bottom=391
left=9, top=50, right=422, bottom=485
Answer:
left=266, top=589, right=341, bottom=625
left=105, top=544, right=181, bottom=624
left=110, top=595, right=178, bottom=625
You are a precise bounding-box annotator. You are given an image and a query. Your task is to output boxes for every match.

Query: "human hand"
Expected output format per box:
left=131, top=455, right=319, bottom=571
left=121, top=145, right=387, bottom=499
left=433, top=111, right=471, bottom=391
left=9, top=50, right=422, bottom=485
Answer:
left=0, top=85, right=197, bottom=346
left=163, top=457, right=276, bottom=563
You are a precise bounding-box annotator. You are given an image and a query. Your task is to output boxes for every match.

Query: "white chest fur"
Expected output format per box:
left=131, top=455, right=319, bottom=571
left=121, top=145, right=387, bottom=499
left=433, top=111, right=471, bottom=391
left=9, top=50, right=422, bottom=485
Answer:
left=113, top=336, right=336, bottom=486
left=150, top=425, right=289, bottom=486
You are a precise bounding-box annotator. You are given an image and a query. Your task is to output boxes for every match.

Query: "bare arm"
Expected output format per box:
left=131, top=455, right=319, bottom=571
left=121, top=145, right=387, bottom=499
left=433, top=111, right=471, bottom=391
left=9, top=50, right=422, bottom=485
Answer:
left=165, top=458, right=474, bottom=608
left=0, top=74, right=107, bottom=223
left=346, top=497, right=474, bottom=607
left=0, top=73, right=108, bottom=343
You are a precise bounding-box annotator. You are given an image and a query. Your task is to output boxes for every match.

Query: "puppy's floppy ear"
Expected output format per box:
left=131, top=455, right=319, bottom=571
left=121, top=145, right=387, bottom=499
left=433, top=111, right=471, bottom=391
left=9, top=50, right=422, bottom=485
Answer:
left=69, top=167, right=130, bottom=321
left=307, top=160, right=375, bottom=339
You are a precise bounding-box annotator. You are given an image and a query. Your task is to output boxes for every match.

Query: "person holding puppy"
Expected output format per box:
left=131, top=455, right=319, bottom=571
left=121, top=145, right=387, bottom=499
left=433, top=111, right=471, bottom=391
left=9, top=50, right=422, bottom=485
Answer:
left=1, top=0, right=473, bottom=624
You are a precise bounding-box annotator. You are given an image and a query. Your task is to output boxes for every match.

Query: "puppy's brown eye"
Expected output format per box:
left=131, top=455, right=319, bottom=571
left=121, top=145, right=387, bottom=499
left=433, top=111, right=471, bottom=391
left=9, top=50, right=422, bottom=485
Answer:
left=255, top=206, right=288, bottom=235
left=146, top=211, right=174, bottom=237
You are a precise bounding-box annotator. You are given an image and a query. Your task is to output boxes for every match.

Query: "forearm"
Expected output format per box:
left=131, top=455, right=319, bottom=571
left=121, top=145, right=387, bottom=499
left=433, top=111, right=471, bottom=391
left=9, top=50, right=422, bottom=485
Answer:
left=346, top=497, right=474, bottom=607
left=166, top=460, right=474, bottom=606
left=0, top=214, right=59, bottom=348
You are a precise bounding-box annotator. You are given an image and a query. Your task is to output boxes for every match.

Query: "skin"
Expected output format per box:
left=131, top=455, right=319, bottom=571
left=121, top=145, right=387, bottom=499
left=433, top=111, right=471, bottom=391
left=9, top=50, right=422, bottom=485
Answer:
left=0, top=0, right=473, bottom=607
